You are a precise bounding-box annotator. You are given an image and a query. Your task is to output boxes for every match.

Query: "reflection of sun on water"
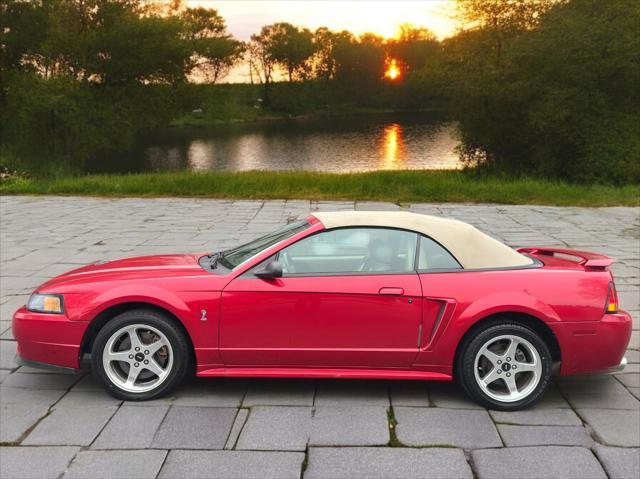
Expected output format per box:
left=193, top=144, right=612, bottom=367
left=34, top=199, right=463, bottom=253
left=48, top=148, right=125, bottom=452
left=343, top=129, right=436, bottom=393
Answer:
left=187, top=141, right=214, bottom=171
left=381, top=123, right=405, bottom=169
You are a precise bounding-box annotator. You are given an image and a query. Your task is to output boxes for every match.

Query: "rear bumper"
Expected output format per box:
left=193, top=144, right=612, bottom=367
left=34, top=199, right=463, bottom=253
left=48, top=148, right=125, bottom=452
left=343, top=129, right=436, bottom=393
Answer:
left=12, top=307, right=88, bottom=370
left=552, top=310, right=632, bottom=376
left=603, top=356, right=627, bottom=374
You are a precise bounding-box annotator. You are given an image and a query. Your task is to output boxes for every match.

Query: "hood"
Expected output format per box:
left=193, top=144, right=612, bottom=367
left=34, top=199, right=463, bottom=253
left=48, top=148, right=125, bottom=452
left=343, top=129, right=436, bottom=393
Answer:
left=37, top=253, right=209, bottom=291
left=74, top=253, right=201, bottom=272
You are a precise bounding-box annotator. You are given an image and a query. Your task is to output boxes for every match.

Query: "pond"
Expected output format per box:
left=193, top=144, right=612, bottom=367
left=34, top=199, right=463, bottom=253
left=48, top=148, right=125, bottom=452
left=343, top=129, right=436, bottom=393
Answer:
left=89, top=113, right=462, bottom=174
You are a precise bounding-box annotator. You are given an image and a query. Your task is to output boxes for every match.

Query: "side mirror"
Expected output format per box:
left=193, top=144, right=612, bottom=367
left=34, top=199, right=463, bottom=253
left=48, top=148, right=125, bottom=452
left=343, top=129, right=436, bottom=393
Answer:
left=254, top=260, right=283, bottom=279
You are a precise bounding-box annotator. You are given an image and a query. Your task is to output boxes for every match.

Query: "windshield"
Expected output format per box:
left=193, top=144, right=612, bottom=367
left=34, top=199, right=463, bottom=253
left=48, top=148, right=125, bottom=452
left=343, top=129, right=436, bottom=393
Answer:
left=219, top=220, right=310, bottom=269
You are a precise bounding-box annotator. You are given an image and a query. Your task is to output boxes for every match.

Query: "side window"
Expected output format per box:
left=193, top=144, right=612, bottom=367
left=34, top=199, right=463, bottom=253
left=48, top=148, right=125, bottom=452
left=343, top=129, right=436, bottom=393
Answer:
left=279, top=228, right=417, bottom=275
left=418, top=235, right=462, bottom=270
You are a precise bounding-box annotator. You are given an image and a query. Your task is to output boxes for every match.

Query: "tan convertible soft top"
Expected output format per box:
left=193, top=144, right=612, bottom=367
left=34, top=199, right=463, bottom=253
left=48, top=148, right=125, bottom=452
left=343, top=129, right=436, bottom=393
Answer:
left=312, top=211, right=534, bottom=269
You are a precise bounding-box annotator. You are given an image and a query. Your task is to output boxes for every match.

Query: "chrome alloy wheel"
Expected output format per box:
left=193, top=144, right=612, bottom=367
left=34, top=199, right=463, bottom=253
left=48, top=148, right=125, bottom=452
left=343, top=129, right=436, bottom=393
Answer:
left=473, top=334, right=542, bottom=403
left=102, top=324, right=174, bottom=393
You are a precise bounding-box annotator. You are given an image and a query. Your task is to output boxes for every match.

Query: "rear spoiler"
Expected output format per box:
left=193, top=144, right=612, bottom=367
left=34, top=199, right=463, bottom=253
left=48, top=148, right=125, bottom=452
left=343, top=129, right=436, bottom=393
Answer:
left=517, top=247, right=614, bottom=269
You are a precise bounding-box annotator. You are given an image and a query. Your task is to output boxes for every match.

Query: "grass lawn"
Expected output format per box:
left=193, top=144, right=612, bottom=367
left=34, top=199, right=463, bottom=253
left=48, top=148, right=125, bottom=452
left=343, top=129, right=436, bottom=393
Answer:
left=1, top=170, right=638, bottom=206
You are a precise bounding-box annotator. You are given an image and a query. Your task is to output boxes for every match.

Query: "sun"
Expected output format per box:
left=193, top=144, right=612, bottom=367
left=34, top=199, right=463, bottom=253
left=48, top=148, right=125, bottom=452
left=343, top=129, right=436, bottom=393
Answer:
left=384, top=58, right=401, bottom=80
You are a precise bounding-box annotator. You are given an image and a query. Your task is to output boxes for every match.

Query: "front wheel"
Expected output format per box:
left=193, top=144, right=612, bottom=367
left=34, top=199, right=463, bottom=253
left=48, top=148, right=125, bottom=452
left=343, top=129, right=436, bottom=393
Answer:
left=91, top=309, right=190, bottom=401
left=456, top=322, right=552, bottom=411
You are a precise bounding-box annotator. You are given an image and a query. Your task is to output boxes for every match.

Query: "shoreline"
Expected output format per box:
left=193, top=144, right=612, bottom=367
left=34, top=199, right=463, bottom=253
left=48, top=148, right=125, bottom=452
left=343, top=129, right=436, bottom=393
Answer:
left=169, top=107, right=448, bottom=128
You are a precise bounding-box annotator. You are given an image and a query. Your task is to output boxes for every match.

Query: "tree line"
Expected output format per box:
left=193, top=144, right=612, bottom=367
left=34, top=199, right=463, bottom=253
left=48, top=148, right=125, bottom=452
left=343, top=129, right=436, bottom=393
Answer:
left=1, top=0, right=637, bottom=183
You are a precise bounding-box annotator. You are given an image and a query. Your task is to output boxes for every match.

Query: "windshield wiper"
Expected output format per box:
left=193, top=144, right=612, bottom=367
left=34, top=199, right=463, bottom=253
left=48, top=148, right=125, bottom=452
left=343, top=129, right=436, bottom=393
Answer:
left=209, top=252, right=221, bottom=269
left=209, top=251, right=228, bottom=269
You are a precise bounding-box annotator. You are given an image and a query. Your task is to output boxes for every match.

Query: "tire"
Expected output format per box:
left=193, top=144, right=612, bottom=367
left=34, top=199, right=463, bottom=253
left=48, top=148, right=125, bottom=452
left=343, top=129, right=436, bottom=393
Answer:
left=91, top=309, right=190, bottom=401
left=456, top=321, right=552, bottom=411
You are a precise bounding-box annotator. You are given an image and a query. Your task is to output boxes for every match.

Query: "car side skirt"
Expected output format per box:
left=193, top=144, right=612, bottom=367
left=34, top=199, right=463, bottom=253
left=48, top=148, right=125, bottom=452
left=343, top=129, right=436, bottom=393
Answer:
left=196, top=367, right=452, bottom=381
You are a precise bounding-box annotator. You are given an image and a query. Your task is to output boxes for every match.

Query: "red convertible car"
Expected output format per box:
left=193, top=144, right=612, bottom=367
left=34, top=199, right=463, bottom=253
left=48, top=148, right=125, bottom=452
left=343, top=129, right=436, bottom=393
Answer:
left=13, top=211, right=631, bottom=410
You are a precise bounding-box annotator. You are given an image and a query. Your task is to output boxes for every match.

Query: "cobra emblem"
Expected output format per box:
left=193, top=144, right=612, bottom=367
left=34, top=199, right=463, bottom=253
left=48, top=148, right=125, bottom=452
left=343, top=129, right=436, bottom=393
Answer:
left=200, top=309, right=207, bottom=321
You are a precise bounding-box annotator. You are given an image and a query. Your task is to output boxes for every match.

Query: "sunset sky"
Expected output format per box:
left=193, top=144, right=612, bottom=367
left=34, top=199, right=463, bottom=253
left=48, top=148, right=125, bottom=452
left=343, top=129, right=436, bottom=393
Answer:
left=185, top=1, right=461, bottom=41
left=182, top=1, right=461, bottom=82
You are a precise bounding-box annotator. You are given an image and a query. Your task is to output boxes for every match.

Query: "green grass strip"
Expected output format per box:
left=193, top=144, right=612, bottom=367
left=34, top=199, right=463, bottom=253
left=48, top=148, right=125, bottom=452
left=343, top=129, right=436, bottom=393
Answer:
left=1, top=170, right=638, bottom=206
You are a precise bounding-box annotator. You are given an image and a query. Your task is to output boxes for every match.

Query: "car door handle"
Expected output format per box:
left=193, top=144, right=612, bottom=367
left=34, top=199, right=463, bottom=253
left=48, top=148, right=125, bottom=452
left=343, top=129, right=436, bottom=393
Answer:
left=379, top=287, right=404, bottom=295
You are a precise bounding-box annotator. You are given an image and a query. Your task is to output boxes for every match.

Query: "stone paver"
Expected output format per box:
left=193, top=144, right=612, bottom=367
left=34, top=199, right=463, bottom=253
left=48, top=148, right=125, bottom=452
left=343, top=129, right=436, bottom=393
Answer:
left=243, top=379, right=315, bottom=406
left=593, top=444, right=640, bottom=479
left=92, top=404, right=168, bottom=449
left=64, top=450, right=167, bottom=479
left=1, top=372, right=79, bottom=390
left=23, top=405, right=118, bottom=446
left=305, top=447, right=473, bottom=479
left=1, top=197, right=639, bottom=478
left=224, top=408, right=249, bottom=449
left=472, top=446, right=607, bottom=479
left=497, top=424, right=593, bottom=447
left=0, top=403, right=52, bottom=443
left=236, top=406, right=312, bottom=451
left=390, top=381, right=429, bottom=406
left=578, top=408, right=640, bottom=446
left=429, top=382, right=483, bottom=409
left=168, top=379, right=246, bottom=407
left=0, top=387, right=69, bottom=441
left=314, top=380, right=390, bottom=406
left=615, top=373, right=640, bottom=388
left=151, top=406, right=236, bottom=449
left=490, top=408, right=582, bottom=426
left=395, top=407, right=502, bottom=448
left=0, top=339, right=17, bottom=369
left=0, top=446, right=79, bottom=479
left=310, top=406, right=389, bottom=446
left=559, top=375, right=639, bottom=409
left=158, top=450, right=305, bottom=479
left=54, top=390, right=123, bottom=408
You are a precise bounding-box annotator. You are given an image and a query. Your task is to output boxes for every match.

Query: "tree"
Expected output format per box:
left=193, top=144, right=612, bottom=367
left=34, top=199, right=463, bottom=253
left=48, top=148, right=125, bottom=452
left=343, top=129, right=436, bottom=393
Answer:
left=312, top=27, right=337, bottom=81
left=457, top=0, right=559, bottom=63
left=180, top=7, right=245, bottom=83
left=248, top=27, right=276, bottom=100
left=458, top=0, right=558, bottom=30
left=0, top=0, right=205, bottom=175
left=91, top=9, right=187, bottom=85
left=387, top=24, right=438, bottom=72
left=260, top=22, right=316, bottom=83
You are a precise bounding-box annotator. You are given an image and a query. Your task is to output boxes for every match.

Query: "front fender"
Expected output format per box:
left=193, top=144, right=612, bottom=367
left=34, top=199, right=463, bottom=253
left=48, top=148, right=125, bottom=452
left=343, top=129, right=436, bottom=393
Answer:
left=78, top=285, right=222, bottom=368
left=81, top=285, right=194, bottom=324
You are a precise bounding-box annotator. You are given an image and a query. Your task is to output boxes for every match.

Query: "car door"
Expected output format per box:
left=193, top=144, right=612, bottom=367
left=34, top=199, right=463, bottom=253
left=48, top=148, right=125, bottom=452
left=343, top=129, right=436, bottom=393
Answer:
left=220, top=227, right=423, bottom=368
left=413, top=234, right=464, bottom=366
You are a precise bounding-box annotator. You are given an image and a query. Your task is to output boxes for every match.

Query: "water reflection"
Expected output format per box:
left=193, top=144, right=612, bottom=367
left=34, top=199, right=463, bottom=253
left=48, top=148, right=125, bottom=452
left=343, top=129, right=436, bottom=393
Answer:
left=187, top=141, right=213, bottom=171
left=92, top=113, right=462, bottom=174
left=381, top=123, right=405, bottom=169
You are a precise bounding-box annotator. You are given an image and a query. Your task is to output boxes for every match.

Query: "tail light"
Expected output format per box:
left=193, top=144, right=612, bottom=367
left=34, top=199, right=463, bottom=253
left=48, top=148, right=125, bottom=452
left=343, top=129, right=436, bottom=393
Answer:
left=605, top=282, right=619, bottom=313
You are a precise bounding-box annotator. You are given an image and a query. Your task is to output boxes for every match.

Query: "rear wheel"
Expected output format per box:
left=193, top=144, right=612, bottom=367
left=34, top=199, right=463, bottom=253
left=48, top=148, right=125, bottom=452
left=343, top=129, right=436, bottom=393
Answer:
left=91, top=309, right=190, bottom=401
left=456, top=322, right=552, bottom=411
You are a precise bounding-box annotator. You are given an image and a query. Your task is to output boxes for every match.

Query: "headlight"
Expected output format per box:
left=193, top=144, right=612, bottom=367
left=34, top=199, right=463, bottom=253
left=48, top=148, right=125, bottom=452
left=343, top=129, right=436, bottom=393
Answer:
left=27, top=294, right=64, bottom=314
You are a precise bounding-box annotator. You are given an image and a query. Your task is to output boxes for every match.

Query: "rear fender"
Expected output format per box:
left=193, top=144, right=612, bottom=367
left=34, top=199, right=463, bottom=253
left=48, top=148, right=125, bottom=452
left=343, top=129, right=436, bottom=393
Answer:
left=441, top=292, right=561, bottom=357
left=417, top=292, right=561, bottom=372
left=459, top=292, right=562, bottom=328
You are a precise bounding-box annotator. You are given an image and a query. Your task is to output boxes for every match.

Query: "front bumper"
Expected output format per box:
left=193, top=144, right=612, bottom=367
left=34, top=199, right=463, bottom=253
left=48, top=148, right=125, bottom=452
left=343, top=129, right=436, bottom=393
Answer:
left=15, top=353, right=79, bottom=374
left=12, top=306, right=88, bottom=370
